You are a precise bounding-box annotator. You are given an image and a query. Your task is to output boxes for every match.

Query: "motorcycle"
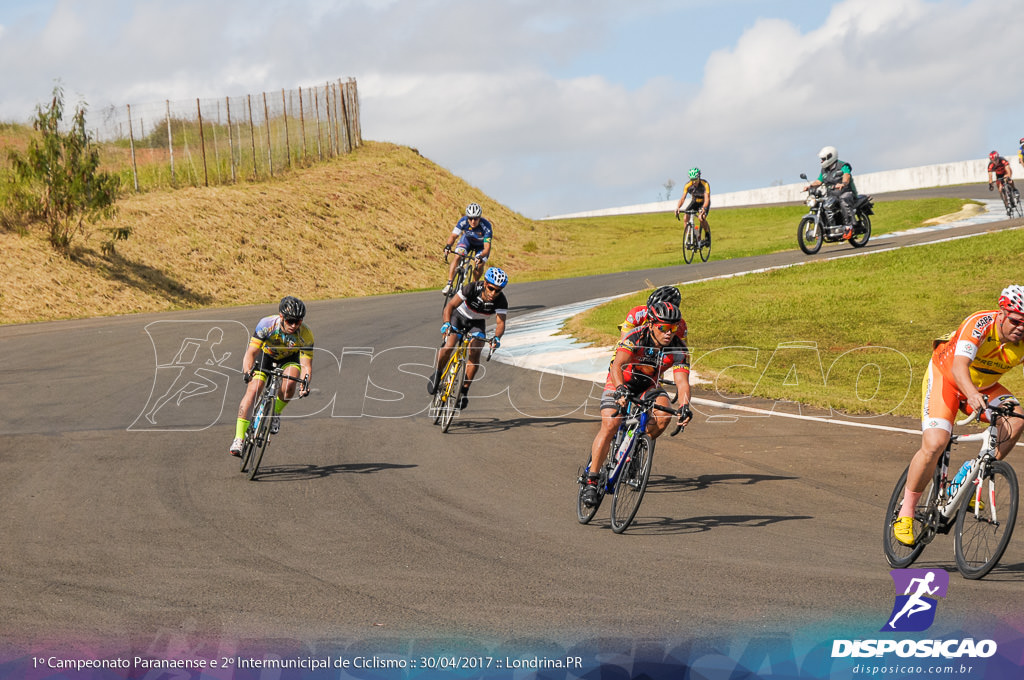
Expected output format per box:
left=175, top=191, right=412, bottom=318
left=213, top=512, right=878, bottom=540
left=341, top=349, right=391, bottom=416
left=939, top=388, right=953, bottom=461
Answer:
left=797, top=173, right=874, bottom=254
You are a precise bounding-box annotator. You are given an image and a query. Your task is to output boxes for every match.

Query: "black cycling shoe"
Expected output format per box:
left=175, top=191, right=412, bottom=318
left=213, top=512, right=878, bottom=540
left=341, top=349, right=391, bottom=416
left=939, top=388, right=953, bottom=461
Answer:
left=581, top=477, right=600, bottom=506
left=427, top=372, right=439, bottom=395
left=458, top=394, right=469, bottom=410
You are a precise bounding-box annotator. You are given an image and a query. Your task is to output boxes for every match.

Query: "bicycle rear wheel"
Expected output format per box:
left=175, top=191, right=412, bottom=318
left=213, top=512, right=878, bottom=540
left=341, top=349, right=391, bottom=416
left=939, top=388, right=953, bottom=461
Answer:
left=610, top=435, right=654, bottom=533
left=576, top=459, right=605, bottom=525
left=246, top=402, right=274, bottom=481
left=698, top=225, right=711, bottom=262
left=882, top=465, right=937, bottom=568
left=439, top=355, right=466, bottom=433
left=954, top=460, right=1019, bottom=579
left=682, top=224, right=696, bottom=264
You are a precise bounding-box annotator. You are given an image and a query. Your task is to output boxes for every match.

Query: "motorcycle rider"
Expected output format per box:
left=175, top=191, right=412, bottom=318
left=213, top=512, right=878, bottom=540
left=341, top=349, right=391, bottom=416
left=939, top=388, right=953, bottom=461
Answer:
left=803, top=146, right=858, bottom=240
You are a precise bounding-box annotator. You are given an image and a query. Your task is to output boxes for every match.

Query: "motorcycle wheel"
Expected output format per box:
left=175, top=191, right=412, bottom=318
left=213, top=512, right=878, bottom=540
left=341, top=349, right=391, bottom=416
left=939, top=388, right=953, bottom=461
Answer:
left=850, top=213, right=871, bottom=248
left=797, top=216, right=822, bottom=255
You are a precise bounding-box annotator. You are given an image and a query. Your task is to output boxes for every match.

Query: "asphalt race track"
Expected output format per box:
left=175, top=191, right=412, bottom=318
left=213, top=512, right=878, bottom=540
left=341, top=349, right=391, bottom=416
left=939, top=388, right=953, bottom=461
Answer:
left=2, top=185, right=1022, bottom=658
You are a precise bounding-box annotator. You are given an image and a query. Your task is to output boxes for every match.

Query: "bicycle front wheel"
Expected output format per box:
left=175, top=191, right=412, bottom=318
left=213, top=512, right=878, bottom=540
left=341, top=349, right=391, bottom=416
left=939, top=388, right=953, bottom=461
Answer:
left=246, top=402, right=274, bottom=481
left=439, top=355, right=466, bottom=433
left=882, top=465, right=936, bottom=568
left=954, top=460, right=1019, bottom=579
left=682, top=224, right=696, bottom=264
left=610, top=435, right=654, bottom=533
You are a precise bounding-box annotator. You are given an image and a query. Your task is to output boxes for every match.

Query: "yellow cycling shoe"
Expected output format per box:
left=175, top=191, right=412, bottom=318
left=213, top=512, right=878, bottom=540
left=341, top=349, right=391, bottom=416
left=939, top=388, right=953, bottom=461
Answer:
left=967, top=497, right=986, bottom=512
left=893, top=516, right=915, bottom=546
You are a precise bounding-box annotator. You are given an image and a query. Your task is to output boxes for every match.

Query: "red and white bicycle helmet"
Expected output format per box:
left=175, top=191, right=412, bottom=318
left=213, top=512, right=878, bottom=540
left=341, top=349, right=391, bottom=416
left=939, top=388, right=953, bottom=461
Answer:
left=989, top=151, right=1000, bottom=161
left=998, top=285, right=1024, bottom=315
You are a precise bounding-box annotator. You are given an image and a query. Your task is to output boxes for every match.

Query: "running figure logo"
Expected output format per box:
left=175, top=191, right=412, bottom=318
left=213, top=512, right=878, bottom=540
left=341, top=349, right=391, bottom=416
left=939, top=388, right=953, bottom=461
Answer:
left=881, top=569, right=949, bottom=632
left=131, top=320, right=248, bottom=431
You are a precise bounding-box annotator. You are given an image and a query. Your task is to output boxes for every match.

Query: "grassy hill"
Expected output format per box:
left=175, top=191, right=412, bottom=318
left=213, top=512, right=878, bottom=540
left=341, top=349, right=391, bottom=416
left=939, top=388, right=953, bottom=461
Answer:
left=0, top=135, right=975, bottom=326
left=0, top=141, right=565, bottom=325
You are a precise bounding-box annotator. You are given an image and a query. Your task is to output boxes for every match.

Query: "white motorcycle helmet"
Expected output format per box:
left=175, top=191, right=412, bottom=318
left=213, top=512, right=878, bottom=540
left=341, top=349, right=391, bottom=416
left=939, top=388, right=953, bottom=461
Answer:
left=819, top=146, right=838, bottom=170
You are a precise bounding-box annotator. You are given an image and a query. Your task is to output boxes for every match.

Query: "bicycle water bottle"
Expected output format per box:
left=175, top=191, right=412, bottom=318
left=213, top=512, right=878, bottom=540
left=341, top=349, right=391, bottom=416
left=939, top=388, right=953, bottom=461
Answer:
left=947, top=460, right=974, bottom=501
left=615, top=427, right=636, bottom=463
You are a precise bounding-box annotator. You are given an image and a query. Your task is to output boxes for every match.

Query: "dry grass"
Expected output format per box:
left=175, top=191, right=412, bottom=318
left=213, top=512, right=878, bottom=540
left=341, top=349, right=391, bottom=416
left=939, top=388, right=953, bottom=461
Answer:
left=0, top=141, right=567, bottom=324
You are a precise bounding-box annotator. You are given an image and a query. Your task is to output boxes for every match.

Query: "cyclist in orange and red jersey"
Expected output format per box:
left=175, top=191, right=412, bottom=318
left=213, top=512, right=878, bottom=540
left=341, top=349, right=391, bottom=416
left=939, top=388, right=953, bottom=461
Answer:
left=618, top=285, right=688, bottom=344
left=581, top=301, right=692, bottom=506
left=987, top=150, right=1016, bottom=195
left=893, top=285, right=1024, bottom=546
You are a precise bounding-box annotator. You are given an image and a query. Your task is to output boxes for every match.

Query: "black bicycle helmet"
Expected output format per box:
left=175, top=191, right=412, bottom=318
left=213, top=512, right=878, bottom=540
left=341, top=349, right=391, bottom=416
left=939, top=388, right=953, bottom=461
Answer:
left=648, top=301, right=681, bottom=325
left=646, top=285, right=681, bottom=309
left=279, top=296, right=306, bottom=320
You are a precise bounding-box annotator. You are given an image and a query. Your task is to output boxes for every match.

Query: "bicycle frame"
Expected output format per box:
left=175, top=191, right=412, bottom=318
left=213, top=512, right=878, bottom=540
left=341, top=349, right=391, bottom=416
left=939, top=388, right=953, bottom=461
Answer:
left=430, top=327, right=490, bottom=430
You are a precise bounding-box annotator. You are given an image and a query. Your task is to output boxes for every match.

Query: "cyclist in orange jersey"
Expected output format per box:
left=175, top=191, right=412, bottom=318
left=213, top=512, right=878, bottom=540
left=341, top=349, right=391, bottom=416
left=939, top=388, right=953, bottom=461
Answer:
left=893, top=285, right=1024, bottom=546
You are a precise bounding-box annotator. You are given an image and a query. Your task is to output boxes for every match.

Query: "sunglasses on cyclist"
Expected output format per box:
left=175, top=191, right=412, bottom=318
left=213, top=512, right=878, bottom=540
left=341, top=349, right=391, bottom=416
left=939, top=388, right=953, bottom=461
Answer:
left=652, top=323, right=678, bottom=333
left=484, top=284, right=502, bottom=293
left=283, top=316, right=303, bottom=325
left=1004, top=314, right=1024, bottom=328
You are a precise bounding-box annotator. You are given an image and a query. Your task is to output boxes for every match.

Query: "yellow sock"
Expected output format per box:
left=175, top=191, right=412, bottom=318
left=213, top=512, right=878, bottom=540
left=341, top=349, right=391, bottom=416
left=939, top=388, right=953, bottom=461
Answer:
left=235, top=418, right=250, bottom=439
left=275, top=397, right=287, bottom=415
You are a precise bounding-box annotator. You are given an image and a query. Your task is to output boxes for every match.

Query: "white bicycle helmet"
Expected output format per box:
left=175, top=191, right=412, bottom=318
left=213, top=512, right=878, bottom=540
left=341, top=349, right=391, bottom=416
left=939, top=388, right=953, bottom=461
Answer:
left=998, top=285, right=1024, bottom=315
left=465, top=203, right=482, bottom=218
left=819, top=146, right=838, bottom=170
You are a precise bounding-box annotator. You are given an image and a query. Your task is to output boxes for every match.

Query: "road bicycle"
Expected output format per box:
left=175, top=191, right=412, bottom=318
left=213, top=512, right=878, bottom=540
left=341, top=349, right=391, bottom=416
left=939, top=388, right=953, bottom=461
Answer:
left=429, top=327, right=494, bottom=432
left=441, top=250, right=482, bottom=309
left=239, top=367, right=308, bottom=481
left=576, top=391, right=688, bottom=533
left=677, top=210, right=711, bottom=264
left=883, top=399, right=1021, bottom=579
left=995, top=180, right=1023, bottom=218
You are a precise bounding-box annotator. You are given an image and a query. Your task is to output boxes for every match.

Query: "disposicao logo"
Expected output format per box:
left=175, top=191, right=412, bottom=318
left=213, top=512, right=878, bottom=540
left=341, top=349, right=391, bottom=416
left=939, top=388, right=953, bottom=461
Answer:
left=831, top=568, right=998, bottom=660
left=882, top=568, right=948, bottom=633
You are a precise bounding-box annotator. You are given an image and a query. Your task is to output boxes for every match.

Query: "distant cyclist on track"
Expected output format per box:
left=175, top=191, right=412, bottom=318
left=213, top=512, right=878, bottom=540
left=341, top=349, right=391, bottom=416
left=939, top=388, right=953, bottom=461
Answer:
left=987, top=150, right=1016, bottom=197
left=582, top=300, right=692, bottom=506
left=892, top=285, right=1024, bottom=546
left=229, top=296, right=313, bottom=457
left=442, top=203, right=493, bottom=295
left=674, top=167, right=711, bottom=246
left=428, top=267, right=508, bottom=411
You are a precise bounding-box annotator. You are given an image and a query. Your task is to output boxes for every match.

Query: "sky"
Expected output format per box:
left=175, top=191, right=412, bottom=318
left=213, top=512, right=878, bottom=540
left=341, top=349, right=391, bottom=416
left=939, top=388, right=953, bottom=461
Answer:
left=1, top=0, right=1023, bottom=218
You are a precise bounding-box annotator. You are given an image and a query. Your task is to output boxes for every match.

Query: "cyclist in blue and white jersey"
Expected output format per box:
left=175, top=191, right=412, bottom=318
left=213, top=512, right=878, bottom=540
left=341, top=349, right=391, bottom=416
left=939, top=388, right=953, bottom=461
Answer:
left=428, top=267, right=508, bottom=411
left=442, top=203, right=493, bottom=295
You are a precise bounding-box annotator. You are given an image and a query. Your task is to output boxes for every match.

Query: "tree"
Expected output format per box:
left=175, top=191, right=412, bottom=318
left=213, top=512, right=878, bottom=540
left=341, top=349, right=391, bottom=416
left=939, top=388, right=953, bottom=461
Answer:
left=7, top=85, right=122, bottom=252
left=662, top=178, right=676, bottom=201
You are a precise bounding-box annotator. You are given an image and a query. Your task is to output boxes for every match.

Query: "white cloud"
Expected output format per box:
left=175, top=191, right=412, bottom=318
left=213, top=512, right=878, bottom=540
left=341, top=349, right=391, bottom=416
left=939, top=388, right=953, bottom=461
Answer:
left=2, top=0, right=1024, bottom=217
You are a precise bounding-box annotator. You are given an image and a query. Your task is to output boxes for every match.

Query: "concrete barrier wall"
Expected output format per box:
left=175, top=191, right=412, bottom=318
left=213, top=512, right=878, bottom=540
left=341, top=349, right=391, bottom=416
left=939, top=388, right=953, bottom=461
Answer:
left=543, top=156, right=1024, bottom=220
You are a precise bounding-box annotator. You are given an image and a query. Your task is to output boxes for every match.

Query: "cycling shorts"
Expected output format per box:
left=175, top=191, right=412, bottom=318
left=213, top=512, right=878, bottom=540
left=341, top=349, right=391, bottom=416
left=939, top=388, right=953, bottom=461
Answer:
left=920, top=359, right=1014, bottom=433
left=451, top=311, right=487, bottom=337
left=253, top=350, right=301, bottom=382
left=454, top=235, right=488, bottom=258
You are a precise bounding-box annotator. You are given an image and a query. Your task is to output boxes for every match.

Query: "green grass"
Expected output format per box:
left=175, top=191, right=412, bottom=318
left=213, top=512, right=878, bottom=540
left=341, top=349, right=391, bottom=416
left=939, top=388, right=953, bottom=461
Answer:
left=567, top=227, right=1024, bottom=417
left=528, top=197, right=975, bottom=280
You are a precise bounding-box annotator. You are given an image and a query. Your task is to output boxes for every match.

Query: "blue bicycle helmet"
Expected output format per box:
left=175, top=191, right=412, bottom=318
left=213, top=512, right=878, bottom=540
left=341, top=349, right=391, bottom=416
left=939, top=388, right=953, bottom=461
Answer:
left=484, top=267, right=508, bottom=288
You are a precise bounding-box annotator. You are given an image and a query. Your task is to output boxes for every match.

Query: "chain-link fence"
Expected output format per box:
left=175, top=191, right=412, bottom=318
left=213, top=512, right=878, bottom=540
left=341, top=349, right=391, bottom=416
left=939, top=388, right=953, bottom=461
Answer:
left=92, top=78, right=361, bottom=191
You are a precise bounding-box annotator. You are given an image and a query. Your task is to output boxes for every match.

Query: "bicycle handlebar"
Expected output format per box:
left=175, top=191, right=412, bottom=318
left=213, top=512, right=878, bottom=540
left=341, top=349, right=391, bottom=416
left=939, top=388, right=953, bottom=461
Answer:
left=617, top=392, right=692, bottom=437
left=954, top=397, right=1023, bottom=426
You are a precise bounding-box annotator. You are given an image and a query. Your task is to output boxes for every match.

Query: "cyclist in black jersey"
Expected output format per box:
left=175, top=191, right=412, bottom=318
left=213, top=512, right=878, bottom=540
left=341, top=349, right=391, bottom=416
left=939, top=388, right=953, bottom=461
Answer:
left=427, top=267, right=509, bottom=410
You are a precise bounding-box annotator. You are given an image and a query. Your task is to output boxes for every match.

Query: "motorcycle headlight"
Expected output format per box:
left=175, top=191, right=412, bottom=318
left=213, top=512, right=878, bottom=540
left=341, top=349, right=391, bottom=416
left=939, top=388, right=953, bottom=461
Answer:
left=806, top=196, right=817, bottom=208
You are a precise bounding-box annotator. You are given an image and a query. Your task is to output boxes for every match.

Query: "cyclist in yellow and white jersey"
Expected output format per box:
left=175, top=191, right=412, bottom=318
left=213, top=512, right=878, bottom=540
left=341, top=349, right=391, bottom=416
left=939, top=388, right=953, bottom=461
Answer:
left=229, top=296, right=313, bottom=456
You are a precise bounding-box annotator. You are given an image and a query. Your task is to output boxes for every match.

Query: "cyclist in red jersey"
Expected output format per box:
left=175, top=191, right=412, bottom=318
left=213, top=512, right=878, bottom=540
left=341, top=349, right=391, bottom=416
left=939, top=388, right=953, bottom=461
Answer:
left=582, top=301, right=692, bottom=506
left=619, top=285, right=687, bottom=343
left=893, top=285, right=1024, bottom=545
left=987, top=150, right=1016, bottom=194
